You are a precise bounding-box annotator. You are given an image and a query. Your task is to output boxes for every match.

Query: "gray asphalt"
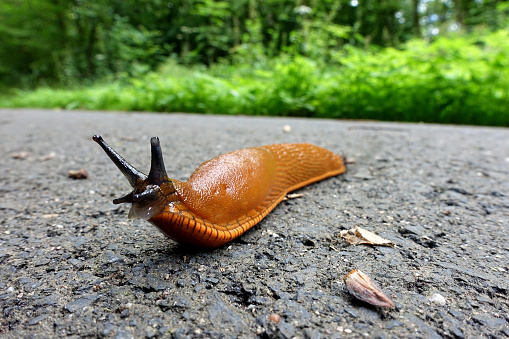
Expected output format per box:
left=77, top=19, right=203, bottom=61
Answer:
left=0, top=109, right=508, bottom=338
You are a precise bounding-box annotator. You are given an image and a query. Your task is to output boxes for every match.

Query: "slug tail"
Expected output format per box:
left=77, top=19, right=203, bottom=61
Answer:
left=92, top=135, right=147, bottom=187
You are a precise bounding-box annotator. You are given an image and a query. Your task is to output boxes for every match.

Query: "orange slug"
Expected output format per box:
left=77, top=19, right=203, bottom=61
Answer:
left=93, top=135, right=346, bottom=247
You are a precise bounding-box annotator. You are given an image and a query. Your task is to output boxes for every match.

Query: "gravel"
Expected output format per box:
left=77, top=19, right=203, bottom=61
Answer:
left=0, top=109, right=508, bottom=338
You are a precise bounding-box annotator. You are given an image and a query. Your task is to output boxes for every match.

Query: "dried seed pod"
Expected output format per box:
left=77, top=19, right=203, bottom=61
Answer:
left=340, top=226, right=394, bottom=247
left=285, top=193, right=304, bottom=200
left=12, top=151, right=30, bottom=159
left=68, top=169, right=89, bottom=179
left=343, top=269, right=395, bottom=308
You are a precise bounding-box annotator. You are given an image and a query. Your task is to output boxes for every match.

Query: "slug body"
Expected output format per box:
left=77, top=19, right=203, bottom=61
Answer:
left=93, top=136, right=346, bottom=247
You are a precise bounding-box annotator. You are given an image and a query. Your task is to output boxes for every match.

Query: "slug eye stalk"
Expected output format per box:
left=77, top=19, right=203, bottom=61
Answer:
left=92, top=135, right=146, bottom=187
left=148, top=137, right=170, bottom=186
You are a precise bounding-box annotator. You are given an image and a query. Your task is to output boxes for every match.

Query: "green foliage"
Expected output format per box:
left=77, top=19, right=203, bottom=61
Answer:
left=105, top=16, right=166, bottom=75
left=317, top=29, right=509, bottom=125
left=3, top=0, right=507, bottom=88
left=2, top=28, right=508, bottom=126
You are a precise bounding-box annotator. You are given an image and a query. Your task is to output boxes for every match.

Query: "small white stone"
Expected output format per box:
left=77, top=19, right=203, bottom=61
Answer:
left=429, top=293, right=446, bottom=306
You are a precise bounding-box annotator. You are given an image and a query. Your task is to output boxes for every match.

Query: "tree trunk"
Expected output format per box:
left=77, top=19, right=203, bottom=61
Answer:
left=413, top=0, right=421, bottom=38
left=453, top=0, right=465, bottom=27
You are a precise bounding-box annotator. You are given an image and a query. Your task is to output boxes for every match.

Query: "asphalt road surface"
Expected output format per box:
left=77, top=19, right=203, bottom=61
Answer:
left=1, top=109, right=508, bottom=338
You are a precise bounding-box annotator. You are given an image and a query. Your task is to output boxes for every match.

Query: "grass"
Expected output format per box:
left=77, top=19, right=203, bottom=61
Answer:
left=1, top=29, right=508, bottom=126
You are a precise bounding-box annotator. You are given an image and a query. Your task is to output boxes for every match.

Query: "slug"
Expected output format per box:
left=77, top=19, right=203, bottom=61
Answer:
left=93, top=135, right=346, bottom=247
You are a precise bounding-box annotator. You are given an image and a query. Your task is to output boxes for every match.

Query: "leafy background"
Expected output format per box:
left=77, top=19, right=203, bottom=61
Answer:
left=1, top=0, right=508, bottom=126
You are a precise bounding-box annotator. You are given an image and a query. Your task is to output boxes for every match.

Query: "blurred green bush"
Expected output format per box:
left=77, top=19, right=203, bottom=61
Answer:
left=2, top=29, right=508, bottom=126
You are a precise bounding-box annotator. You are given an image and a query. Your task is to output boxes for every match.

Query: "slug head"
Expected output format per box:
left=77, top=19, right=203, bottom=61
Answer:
left=92, top=135, right=176, bottom=220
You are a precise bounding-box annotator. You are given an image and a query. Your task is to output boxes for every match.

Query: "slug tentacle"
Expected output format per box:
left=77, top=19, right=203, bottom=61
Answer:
left=112, top=192, right=134, bottom=205
left=148, top=137, right=170, bottom=186
left=93, top=135, right=346, bottom=247
left=92, top=135, right=146, bottom=187
left=133, top=185, right=161, bottom=202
